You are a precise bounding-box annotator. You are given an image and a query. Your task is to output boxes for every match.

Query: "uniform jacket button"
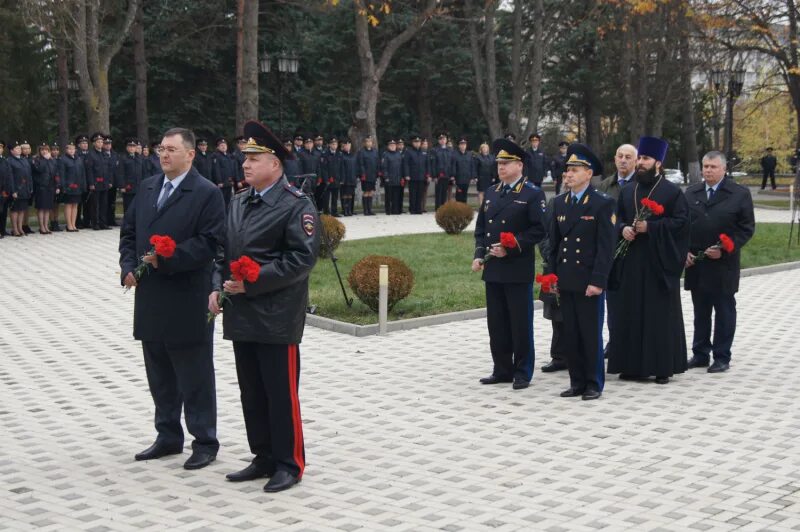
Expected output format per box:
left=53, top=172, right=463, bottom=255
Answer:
left=576, top=249, right=581, bottom=254
left=563, top=259, right=567, bottom=262
left=576, top=238, right=581, bottom=242
left=563, top=247, right=567, bottom=252
left=576, top=260, right=581, bottom=264
left=563, top=237, right=568, bottom=241
left=489, top=220, right=493, bottom=223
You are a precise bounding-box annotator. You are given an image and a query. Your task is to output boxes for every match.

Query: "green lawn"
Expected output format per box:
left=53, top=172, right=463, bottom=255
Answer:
left=753, top=199, right=791, bottom=209
left=309, top=223, right=800, bottom=324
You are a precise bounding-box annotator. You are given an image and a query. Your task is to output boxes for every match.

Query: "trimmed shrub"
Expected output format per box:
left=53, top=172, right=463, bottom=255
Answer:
left=347, top=255, right=414, bottom=312
left=435, top=200, right=474, bottom=234
left=319, top=214, right=346, bottom=258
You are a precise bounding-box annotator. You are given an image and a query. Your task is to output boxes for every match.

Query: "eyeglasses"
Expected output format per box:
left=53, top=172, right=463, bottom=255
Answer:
left=156, top=146, right=186, bottom=155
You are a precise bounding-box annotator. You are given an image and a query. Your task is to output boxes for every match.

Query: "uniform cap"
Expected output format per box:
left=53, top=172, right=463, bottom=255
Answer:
left=241, top=119, right=295, bottom=162
left=90, top=132, right=105, bottom=142
left=492, top=138, right=526, bottom=162
left=215, top=137, right=227, bottom=146
left=75, top=135, right=89, bottom=144
left=565, top=143, right=603, bottom=176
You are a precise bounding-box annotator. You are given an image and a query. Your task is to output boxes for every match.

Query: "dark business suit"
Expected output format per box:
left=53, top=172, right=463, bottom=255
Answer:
left=684, top=177, right=755, bottom=365
left=119, top=167, right=226, bottom=454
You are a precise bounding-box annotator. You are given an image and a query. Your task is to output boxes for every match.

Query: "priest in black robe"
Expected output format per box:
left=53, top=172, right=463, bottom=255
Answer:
left=607, top=137, right=689, bottom=384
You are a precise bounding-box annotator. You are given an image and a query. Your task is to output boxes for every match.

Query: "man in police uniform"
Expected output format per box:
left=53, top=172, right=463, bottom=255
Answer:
left=525, top=133, right=548, bottom=187
left=209, top=120, right=319, bottom=493
left=85, top=132, right=111, bottom=230
left=550, top=141, right=569, bottom=194
left=472, top=139, right=547, bottom=390
left=193, top=138, right=213, bottom=181
left=548, top=144, right=615, bottom=400
left=119, top=138, right=145, bottom=214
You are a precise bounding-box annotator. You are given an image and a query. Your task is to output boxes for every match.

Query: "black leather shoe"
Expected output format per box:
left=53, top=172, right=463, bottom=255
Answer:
left=134, top=442, right=183, bottom=461
left=541, top=359, right=568, bottom=372
left=479, top=375, right=512, bottom=385
left=512, top=378, right=529, bottom=390
left=655, top=376, right=669, bottom=384
left=263, top=470, right=300, bottom=493
left=560, top=387, right=583, bottom=397
left=707, top=360, right=730, bottom=373
left=226, top=461, right=274, bottom=482
left=183, top=451, right=216, bottom=470
left=687, top=356, right=710, bottom=369
left=582, top=387, right=601, bottom=400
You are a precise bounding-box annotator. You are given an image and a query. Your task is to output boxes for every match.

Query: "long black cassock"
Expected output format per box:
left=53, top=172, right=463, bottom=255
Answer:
left=607, top=177, right=689, bottom=378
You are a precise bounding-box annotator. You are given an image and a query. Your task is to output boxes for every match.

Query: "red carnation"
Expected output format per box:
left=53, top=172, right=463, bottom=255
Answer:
left=640, top=198, right=665, bottom=216
left=615, top=198, right=666, bottom=259
left=149, top=235, right=177, bottom=258
left=536, top=273, right=560, bottom=304
left=499, top=232, right=517, bottom=249
left=719, top=233, right=735, bottom=254
left=209, top=255, right=261, bottom=322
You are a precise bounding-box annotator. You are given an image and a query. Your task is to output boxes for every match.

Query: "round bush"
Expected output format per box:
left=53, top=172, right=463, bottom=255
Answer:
left=319, top=214, right=346, bottom=258
left=347, top=255, right=414, bottom=312
left=435, top=200, right=474, bottom=235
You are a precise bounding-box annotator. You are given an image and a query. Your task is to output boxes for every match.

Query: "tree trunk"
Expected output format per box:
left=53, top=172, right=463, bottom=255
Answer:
left=507, top=0, right=523, bottom=136
left=467, top=0, right=502, bottom=140
left=56, top=44, right=70, bottom=147
left=235, top=0, right=259, bottom=134
left=133, top=2, right=149, bottom=144
left=678, top=4, right=700, bottom=183
left=523, top=0, right=545, bottom=139
left=417, top=76, right=433, bottom=141
left=584, top=88, right=602, bottom=152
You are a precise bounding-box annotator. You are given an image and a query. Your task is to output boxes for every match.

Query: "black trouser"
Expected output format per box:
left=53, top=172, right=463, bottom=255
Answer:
left=434, top=178, right=449, bottom=209
left=326, top=186, right=339, bottom=215
left=761, top=169, right=776, bottom=189
left=391, top=185, right=404, bottom=214
left=341, top=185, right=355, bottom=214
left=383, top=182, right=393, bottom=214
left=90, top=189, right=108, bottom=228
left=315, top=182, right=327, bottom=212
left=233, top=342, right=305, bottom=478
left=485, top=282, right=535, bottom=382
left=79, top=192, right=90, bottom=226
left=408, top=181, right=422, bottom=213
left=455, top=182, right=469, bottom=203
left=107, top=187, right=117, bottom=224
left=691, top=290, right=737, bottom=364
left=555, top=177, right=563, bottom=195
left=550, top=319, right=567, bottom=361
left=560, top=290, right=605, bottom=392
left=220, top=185, right=232, bottom=211
left=122, top=193, right=135, bottom=215
left=0, top=197, right=8, bottom=234
left=142, top=340, right=219, bottom=454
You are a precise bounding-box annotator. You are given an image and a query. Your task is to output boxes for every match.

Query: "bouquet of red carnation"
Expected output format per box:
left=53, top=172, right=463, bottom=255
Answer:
left=614, top=197, right=665, bottom=259
left=693, top=233, right=735, bottom=262
left=128, top=235, right=177, bottom=291
left=480, top=232, right=519, bottom=265
left=536, top=273, right=560, bottom=305
left=207, top=255, right=261, bottom=322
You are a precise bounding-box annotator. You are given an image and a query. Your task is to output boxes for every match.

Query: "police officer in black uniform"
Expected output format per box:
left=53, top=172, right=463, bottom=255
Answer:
left=403, top=134, right=428, bottom=215
left=473, top=139, right=547, bottom=390
left=211, top=137, right=237, bottom=209
left=193, top=138, right=213, bottom=181
left=550, top=141, right=569, bottom=194
left=0, top=141, right=9, bottom=237
left=298, top=136, right=319, bottom=201
left=450, top=137, right=475, bottom=203
left=119, top=138, right=145, bottom=214
left=7, top=141, right=33, bottom=237
left=75, top=135, right=91, bottom=228
left=320, top=136, right=341, bottom=216
left=356, top=135, right=379, bottom=215
left=525, top=133, right=548, bottom=187
left=103, top=135, right=120, bottom=226
left=548, top=144, right=615, bottom=400
left=339, top=138, right=358, bottom=216
left=210, top=120, right=319, bottom=493
left=431, top=133, right=453, bottom=209
left=146, top=141, right=162, bottom=176
left=85, top=132, right=111, bottom=230
left=282, top=138, right=303, bottom=188
left=381, top=138, right=404, bottom=215
left=233, top=135, right=247, bottom=192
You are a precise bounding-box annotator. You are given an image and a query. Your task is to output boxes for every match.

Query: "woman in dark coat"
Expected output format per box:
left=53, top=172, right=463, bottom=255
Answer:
left=7, top=141, right=33, bottom=237
left=475, top=142, right=497, bottom=207
left=32, top=143, right=59, bottom=234
left=57, top=142, right=86, bottom=232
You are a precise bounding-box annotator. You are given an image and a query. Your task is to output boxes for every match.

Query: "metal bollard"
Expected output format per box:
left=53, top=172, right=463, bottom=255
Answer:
left=379, top=264, right=388, bottom=335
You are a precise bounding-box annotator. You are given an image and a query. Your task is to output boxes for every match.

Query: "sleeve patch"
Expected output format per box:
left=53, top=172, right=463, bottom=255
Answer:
left=302, top=213, right=315, bottom=236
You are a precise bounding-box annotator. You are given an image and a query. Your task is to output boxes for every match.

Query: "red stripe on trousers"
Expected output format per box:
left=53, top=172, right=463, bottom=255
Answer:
left=288, top=344, right=305, bottom=477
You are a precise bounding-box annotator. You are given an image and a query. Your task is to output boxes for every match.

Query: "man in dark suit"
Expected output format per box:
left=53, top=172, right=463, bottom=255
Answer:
left=209, top=120, right=319, bottom=493
left=472, top=139, right=547, bottom=390
left=684, top=151, right=755, bottom=373
left=760, top=147, right=777, bottom=190
left=548, top=144, right=615, bottom=400
left=119, top=128, right=226, bottom=470
left=524, top=133, right=548, bottom=187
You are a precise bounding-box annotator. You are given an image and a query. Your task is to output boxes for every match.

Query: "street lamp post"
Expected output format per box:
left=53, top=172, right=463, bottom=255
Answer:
left=712, top=69, right=746, bottom=165
left=260, top=52, right=299, bottom=137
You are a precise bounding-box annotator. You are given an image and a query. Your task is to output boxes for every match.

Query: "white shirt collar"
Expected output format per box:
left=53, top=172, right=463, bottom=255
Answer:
left=162, top=170, right=190, bottom=190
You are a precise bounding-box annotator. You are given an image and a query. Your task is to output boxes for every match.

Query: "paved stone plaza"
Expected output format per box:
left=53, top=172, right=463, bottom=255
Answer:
left=1, top=216, right=799, bottom=531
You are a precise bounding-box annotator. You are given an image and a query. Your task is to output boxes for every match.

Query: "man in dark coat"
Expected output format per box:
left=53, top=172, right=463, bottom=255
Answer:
left=472, top=139, right=547, bottom=390
left=760, top=147, right=778, bottom=190
left=320, top=137, right=341, bottom=216
left=119, top=138, right=145, bottom=214
left=146, top=140, right=162, bottom=176
left=381, top=138, right=404, bottom=215
left=607, top=137, right=689, bottom=384
left=119, top=128, right=225, bottom=470
left=103, top=136, right=120, bottom=226
left=192, top=138, right=213, bottom=181
left=211, top=138, right=237, bottom=210
left=548, top=144, right=616, bottom=400
left=356, top=135, right=379, bottom=215
left=550, top=141, right=569, bottom=194
left=209, top=120, right=319, bottom=493
left=524, top=133, right=548, bottom=187
left=684, top=151, right=755, bottom=373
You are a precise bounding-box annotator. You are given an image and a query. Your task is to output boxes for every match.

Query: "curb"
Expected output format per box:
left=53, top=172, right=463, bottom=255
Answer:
left=308, top=260, right=800, bottom=337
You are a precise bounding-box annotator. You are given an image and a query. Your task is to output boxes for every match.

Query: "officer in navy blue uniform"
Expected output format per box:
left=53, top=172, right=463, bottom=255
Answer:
left=473, top=139, right=547, bottom=390
left=380, top=138, right=404, bottom=215
left=192, top=138, right=213, bottom=182
left=548, top=144, right=616, bottom=400
left=119, top=138, right=145, bottom=214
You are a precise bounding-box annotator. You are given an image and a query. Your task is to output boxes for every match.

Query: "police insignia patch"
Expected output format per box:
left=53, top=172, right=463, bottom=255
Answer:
left=302, top=213, right=315, bottom=236
left=611, top=213, right=617, bottom=225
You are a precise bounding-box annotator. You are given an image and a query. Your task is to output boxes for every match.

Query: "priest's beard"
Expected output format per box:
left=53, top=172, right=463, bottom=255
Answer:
left=635, top=164, right=659, bottom=187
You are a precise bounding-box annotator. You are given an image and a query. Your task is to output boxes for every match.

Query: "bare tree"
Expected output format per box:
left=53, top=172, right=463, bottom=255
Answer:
left=235, top=0, right=259, bottom=134
left=133, top=1, right=149, bottom=144
left=350, top=0, right=439, bottom=147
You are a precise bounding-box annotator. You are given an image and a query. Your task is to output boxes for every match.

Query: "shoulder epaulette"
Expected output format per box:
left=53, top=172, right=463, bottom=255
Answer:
left=524, top=181, right=540, bottom=189
left=284, top=183, right=305, bottom=198
left=234, top=187, right=249, bottom=196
